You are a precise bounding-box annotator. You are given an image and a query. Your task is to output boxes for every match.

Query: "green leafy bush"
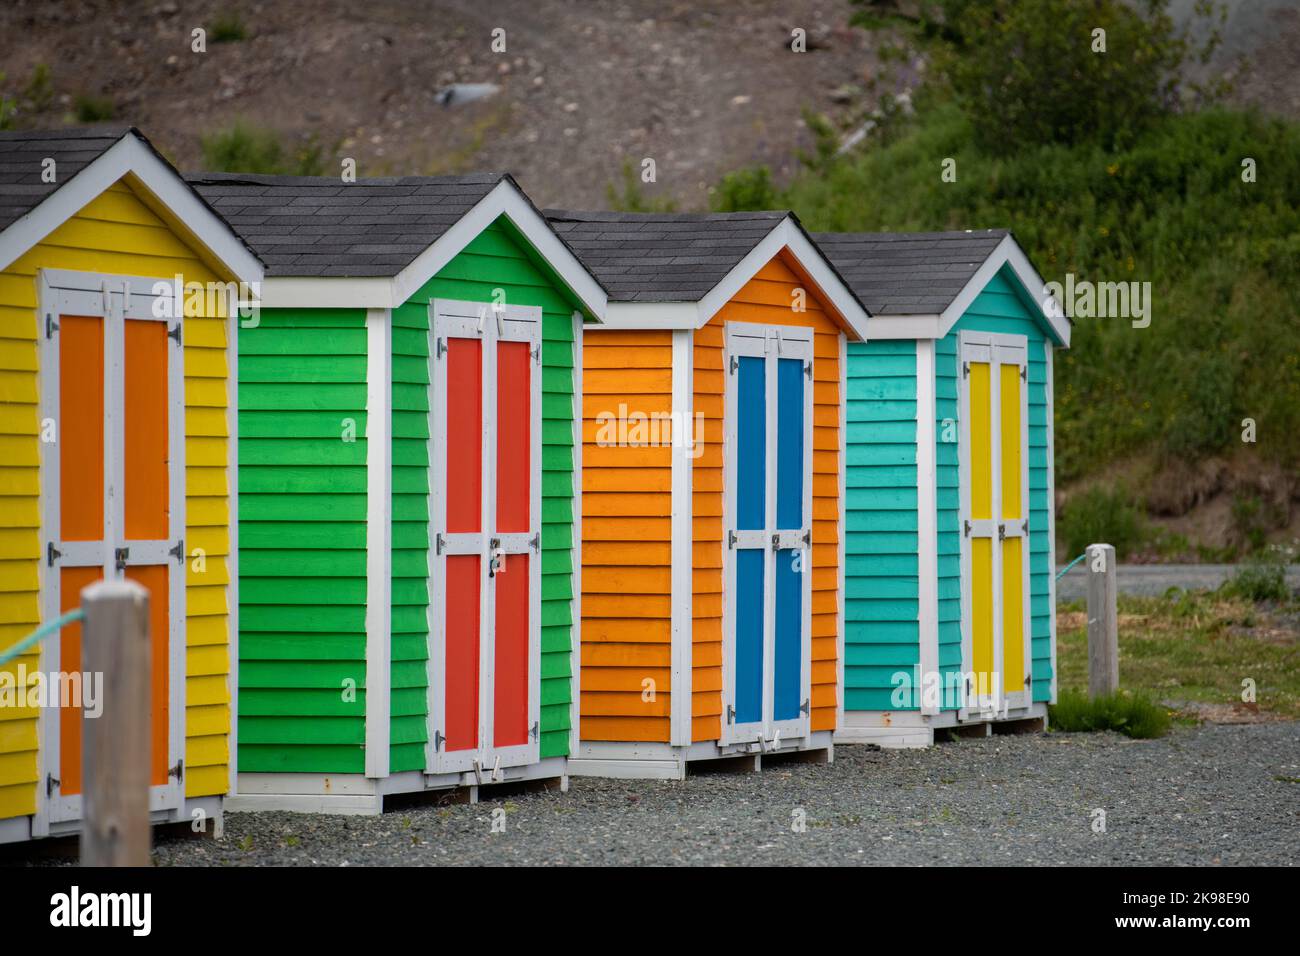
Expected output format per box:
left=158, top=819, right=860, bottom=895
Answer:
left=711, top=165, right=779, bottom=212
left=1058, top=485, right=1148, bottom=560
left=210, top=11, right=248, bottom=43
left=201, top=122, right=328, bottom=176
left=73, top=93, right=114, bottom=123
left=1049, top=688, right=1172, bottom=738
left=1220, top=547, right=1292, bottom=602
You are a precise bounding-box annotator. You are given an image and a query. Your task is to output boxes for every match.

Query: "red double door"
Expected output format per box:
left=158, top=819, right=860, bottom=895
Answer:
left=427, top=299, right=542, bottom=777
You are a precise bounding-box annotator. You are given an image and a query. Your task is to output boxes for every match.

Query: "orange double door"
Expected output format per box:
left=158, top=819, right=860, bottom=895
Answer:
left=38, top=273, right=186, bottom=827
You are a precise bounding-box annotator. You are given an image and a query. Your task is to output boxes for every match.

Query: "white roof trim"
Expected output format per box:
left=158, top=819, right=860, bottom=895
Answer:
left=597, top=217, right=870, bottom=339
left=936, top=234, right=1070, bottom=347
left=863, top=313, right=943, bottom=340
left=0, top=131, right=263, bottom=282
left=260, top=179, right=607, bottom=318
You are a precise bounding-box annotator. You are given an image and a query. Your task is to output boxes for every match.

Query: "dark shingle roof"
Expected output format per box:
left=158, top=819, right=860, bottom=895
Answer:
left=812, top=229, right=1009, bottom=315
left=185, top=172, right=505, bottom=277
left=0, top=125, right=135, bottom=231
left=543, top=209, right=788, bottom=302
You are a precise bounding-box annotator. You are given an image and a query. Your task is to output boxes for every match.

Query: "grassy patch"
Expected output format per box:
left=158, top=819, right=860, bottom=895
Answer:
left=210, top=11, right=248, bottom=44
left=201, top=121, right=329, bottom=175
left=1055, top=589, right=1300, bottom=721
left=1049, top=688, right=1171, bottom=738
left=73, top=93, right=114, bottom=123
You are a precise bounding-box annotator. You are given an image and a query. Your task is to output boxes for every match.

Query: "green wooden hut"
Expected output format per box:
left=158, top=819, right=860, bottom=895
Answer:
left=814, top=230, right=1069, bottom=746
left=188, top=172, right=606, bottom=811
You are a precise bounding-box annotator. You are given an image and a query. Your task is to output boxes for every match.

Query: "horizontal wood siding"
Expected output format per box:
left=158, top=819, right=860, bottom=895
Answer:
left=844, top=339, right=921, bottom=711
left=705, top=252, right=842, bottom=734
left=238, top=307, right=369, bottom=772
left=945, top=267, right=1053, bottom=703
left=0, top=178, right=234, bottom=819
left=581, top=329, right=674, bottom=742
left=398, top=217, right=580, bottom=766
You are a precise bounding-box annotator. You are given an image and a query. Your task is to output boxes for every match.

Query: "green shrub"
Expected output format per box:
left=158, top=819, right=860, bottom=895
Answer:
left=201, top=121, right=328, bottom=176
left=73, top=93, right=114, bottom=123
left=711, top=165, right=779, bottom=212
left=1220, top=548, right=1291, bottom=603
left=605, top=159, right=676, bottom=213
left=1049, top=688, right=1172, bottom=738
left=210, top=11, right=248, bottom=43
left=1058, top=485, right=1148, bottom=560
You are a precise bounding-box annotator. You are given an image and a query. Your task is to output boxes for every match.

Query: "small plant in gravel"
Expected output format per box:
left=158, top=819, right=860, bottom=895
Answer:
left=238, top=835, right=253, bottom=852
left=284, top=835, right=299, bottom=847
left=1049, top=689, right=1172, bottom=739
left=73, top=93, right=114, bottom=123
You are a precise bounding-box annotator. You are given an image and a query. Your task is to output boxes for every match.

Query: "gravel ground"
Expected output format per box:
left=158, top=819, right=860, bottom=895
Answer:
left=96, top=721, right=1298, bottom=866
left=1055, top=563, right=1300, bottom=601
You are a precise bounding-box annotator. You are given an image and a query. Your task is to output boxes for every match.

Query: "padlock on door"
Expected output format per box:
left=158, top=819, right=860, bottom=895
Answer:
left=488, top=537, right=504, bottom=577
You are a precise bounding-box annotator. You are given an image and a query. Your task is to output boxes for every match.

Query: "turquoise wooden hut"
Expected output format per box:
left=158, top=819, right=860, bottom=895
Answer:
left=814, top=230, right=1069, bottom=746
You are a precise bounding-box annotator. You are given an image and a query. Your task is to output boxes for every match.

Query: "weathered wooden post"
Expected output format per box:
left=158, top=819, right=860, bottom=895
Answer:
left=80, top=579, right=152, bottom=866
left=1086, top=543, right=1119, bottom=698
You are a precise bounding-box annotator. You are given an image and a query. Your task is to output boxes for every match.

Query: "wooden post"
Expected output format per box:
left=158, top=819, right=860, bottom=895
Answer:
left=1086, top=543, right=1119, bottom=699
left=80, top=579, right=152, bottom=867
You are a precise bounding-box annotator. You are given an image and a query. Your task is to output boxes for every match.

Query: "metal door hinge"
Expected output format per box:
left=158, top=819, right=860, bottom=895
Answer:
left=726, top=704, right=735, bottom=724
left=114, top=547, right=130, bottom=572
left=47, top=774, right=59, bottom=796
left=45, top=314, right=58, bottom=339
left=529, top=532, right=540, bottom=552
left=47, top=542, right=61, bottom=567
left=169, top=759, right=184, bottom=781
left=728, top=529, right=737, bottom=549
left=800, top=699, right=810, bottom=716
left=962, top=361, right=970, bottom=378
left=168, top=322, right=182, bottom=346
left=435, top=532, right=445, bottom=555
left=804, top=360, right=812, bottom=379
left=729, top=356, right=738, bottom=375
left=169, top=539, right=184, bottom=565
left=963, top=519, right=971, bottom=537
left=802, top=529, right=811, bottom=546
left=530, top=721, right=539, bottom=742
left=1020, top=365, right=1027, bottom=381
left=434, top=730, right=445, bottom=752
left=1022, top=516, right=1029, bottom=534
left=531, top=345, right=541, bottom=364
left=436, top=337, right=447, bottom=359
left=101, top=282, right=112, bottom=313
left=1025, top=673, right=1033, bottom=687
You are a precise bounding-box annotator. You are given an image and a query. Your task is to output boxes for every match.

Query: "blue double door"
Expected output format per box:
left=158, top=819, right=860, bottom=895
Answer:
left=724, top=324, right=812, bottom=747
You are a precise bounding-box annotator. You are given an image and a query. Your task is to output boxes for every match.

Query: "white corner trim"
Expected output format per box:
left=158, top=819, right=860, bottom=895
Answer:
left=914, top=339, right=940, bottom=715
left=0, top=132, right=263, bottom=282
left=835, top=331, right=847, bottom=730
left=697, top=219, right=871, bottom=340
left=226, top=285, right=241, bottom=796
left=669, top=328, right=694, bottom=747
left=364, top=307, right=393, bottom=778
left=569, top=309, right=584, bottom=757
left=1046, top=343, right=1058, bottom=704
left=937, top=235, right=1070, bottom=347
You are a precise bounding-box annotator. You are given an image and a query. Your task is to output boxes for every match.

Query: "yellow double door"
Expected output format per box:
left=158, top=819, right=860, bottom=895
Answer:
left=961, top=332, right=1031, bottom=713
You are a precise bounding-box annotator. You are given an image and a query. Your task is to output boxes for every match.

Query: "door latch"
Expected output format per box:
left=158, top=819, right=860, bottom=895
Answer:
left=771, top=533, right=781, bottom=551
left=46, top=542, right=62, bottom=567
left=114, top=547, right=130, bottom=572
left=169, top=759, right=184, bottom=781
left=168, top=539, right=185, bottom=565
left=998, top=522, right=1006, bottom=540
left=488, top=538, right=503, bottom=577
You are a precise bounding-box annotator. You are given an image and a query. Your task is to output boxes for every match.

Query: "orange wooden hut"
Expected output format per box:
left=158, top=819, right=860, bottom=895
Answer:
left=545, top=211, right=870, bottom=778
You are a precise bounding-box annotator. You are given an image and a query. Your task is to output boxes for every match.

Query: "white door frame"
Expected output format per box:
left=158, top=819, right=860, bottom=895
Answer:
left=956, top=329, right=1032, bottom=716
left=426, top=298, right=542, bottom=778
left=35, top=269, right=187, bottom=830
left=720, top=322, right=814, bottom=747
